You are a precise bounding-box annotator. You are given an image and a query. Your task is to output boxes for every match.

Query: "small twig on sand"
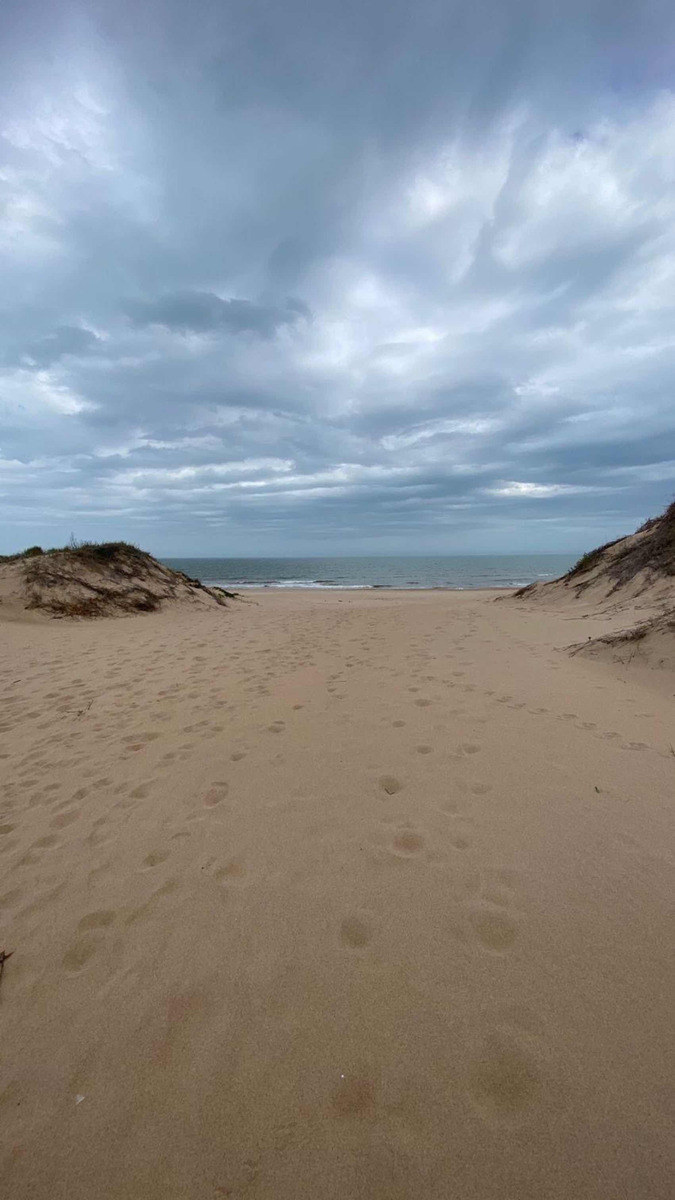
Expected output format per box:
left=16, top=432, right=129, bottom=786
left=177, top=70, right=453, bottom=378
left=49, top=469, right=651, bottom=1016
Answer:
left=0, top=949, right=13, bottom=990
left=75, top=699, right=94, bottom=719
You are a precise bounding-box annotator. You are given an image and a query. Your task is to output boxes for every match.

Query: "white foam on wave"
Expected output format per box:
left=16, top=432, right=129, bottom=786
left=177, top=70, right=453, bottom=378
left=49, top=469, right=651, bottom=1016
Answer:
left=203, top=579, right=371, bottom=590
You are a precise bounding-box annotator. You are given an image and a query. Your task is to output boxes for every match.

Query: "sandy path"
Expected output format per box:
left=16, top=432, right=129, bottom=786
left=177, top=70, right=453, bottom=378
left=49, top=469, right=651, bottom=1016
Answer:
left=1, top=590, right=673, bottom=1198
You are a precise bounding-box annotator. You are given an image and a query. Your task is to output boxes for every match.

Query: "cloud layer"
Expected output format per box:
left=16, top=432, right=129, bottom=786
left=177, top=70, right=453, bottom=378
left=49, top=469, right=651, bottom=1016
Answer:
left=1, top=0, right=674, bottom=554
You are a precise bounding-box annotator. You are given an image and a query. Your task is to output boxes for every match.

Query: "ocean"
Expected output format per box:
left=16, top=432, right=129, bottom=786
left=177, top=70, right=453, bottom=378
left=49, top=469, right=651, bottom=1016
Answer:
left=162, top=554, right=576, bottom=590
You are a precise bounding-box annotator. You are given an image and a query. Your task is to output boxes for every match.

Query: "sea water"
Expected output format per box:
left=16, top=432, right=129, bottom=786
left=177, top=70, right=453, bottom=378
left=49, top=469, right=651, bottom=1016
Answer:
left=163, top=555, right=575, bottom=590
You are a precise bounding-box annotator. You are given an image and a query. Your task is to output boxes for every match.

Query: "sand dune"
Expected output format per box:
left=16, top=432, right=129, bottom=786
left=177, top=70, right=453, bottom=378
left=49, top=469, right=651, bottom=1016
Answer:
left=1, top=589, right=674, bottom=1198
left=514, top=499, right=675, bottom=614
left=0, top=542, right=232, bottom=621
left=569, top=608, right=675, bottom=676
left=512, top=499, right=675, bottom=682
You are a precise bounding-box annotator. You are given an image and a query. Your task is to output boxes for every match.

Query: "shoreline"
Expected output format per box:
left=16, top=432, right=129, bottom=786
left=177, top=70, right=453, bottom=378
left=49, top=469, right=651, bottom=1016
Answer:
left=228, top=584, right=518, bottom=593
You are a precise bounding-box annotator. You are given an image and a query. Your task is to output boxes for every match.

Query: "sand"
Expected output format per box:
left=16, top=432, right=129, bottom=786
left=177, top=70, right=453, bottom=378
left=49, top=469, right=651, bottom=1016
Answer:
left=1, top=588, right=674, bottom=1199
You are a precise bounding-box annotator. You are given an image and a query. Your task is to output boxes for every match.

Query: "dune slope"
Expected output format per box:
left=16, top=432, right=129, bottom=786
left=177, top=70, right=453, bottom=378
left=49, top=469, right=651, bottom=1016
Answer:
left=0, top=542, right=232, bottom=620
left=513, top=500, right=675, bottom=670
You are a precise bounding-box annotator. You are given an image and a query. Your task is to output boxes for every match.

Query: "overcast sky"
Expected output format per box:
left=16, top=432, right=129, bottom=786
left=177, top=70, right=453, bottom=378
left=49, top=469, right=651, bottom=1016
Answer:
left=1, top=0, right=675, bottom=556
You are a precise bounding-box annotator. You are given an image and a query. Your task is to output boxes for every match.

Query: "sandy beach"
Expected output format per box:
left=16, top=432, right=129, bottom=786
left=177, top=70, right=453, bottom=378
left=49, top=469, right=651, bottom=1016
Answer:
left=1, top=588, right=674, bottom=1199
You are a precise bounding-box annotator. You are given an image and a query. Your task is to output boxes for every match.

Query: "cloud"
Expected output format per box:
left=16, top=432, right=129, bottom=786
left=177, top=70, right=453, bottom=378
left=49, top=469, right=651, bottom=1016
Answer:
left=9, top=325, right=100, bottom=367
left=1, top=0, right=675, bottom=554
left=125, top=292, right=311, bottom=338
left=485, top=481, right=600, bottom=498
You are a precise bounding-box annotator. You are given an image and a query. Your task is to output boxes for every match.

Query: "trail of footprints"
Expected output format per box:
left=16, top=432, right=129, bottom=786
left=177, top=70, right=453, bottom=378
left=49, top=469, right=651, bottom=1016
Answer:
left=13, top=762, right=247, bottom=983
left=348, top=758, right=535, bottom=1122
left=0, top=602, right=610, bottom=1140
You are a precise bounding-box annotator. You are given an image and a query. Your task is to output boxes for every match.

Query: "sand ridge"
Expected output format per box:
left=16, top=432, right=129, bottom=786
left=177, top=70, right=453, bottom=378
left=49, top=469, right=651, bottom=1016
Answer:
left=0, top=589, right=674, bottom=1198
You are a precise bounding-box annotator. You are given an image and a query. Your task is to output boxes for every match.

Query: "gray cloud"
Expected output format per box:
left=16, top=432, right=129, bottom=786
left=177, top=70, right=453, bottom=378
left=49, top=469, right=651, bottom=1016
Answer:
left=8, top=325, right=100, bottom=368
left=125, top=292, right=311, bottom=337
left=1, top=0, right=674, bottom=554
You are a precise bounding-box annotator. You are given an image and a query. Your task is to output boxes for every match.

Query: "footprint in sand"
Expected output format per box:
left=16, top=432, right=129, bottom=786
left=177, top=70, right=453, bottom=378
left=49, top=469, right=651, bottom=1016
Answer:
left=391, top=828, right=425, bottom=856
left=214, top=859, right=247, bottom=884
left=468, top=1029, right=542, bottom=1119
left=415, top=745, right=433, bottom=755
left=130, top=783, right=153, bottom=799
left=449, top=828, right=471, bottom=851
left=63, top=910, right=117, bottom=973
left=17, top=840, right=56, bottom=867
left=340, top=914, right=373, bottom=949
left=125, top=878, right=179, bottom=926
left=142, top=850, right=170, bottom=869
left=331, top=1074, right=376, bottom=1119
left=50, top=809, right=80, bottom=829
left=0, top=887, right=24, bottom=910
left=469, top=906, right=518, bottom=952
left=63, top=939, right=102, bottom=973
left=78, top=910, right=115, bottom=931
left=379, top=775, right=402, bottom=795
left=204, top=782, right=229, bottom=807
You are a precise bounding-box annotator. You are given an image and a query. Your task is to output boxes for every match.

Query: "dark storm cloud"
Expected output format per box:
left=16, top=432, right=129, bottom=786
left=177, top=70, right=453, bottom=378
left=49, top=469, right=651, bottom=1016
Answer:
left=1, top=0, right=674, bottom=553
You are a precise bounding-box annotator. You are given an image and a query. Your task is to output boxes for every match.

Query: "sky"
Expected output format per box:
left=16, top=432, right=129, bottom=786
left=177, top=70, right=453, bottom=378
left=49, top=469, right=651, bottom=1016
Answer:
left=1, top=0, right=675, bottom=557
